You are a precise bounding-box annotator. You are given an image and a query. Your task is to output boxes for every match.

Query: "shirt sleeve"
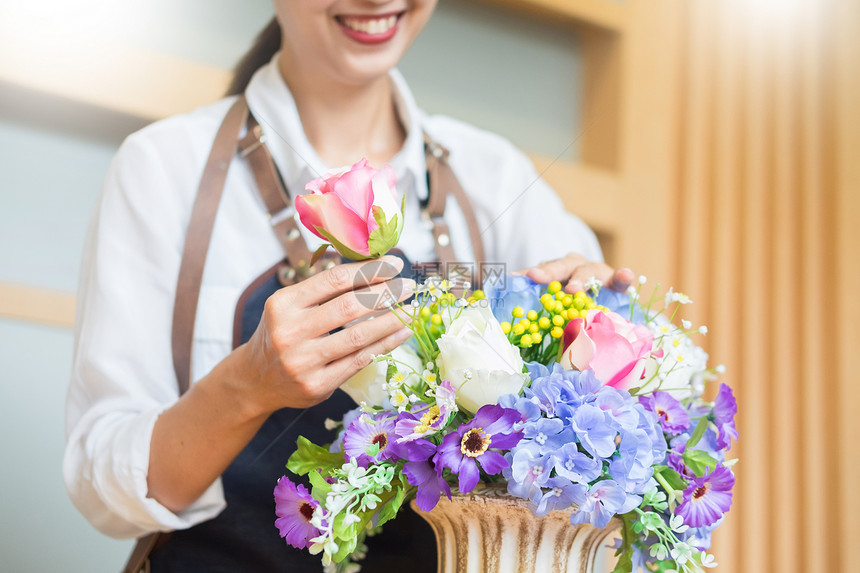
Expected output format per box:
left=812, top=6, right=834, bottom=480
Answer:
left=63, top=130, right=226, bottom=539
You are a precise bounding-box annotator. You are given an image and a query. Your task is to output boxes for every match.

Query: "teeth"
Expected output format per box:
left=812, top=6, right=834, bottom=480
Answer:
left=342, top=15, right=398, bottom=35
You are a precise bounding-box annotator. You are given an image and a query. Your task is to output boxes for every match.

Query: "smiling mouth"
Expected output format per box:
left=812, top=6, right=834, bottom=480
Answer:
left=335, top=11, right=405, bottom=44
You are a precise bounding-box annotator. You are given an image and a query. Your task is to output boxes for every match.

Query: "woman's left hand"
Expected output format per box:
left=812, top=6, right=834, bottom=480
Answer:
left=522, top=252, right=635, bottom=293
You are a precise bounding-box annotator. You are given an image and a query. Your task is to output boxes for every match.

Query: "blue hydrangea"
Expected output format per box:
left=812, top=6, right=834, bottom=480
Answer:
left=483, top=275, right=543, bottom=323
left=501, top=361, right=668, bottom=525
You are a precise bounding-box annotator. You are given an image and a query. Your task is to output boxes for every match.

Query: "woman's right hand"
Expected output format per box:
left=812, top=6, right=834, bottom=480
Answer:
left=239, top=254, right=414, bottom=415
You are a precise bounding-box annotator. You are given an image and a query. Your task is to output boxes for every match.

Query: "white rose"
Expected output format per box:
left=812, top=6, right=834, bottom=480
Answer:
left=436, top=305, right=526, bottom=413
left=340, top=344, right=423, bottom=407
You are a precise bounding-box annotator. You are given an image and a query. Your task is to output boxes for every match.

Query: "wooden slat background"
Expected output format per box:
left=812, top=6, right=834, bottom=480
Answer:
left=671, top=1, right=859, bottom=571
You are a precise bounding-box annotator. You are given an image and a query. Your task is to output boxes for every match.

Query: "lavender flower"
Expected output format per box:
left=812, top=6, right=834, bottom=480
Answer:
left=713, top=384, right=738, bottom=449
left=639, top=391, right=691, bottom=434
left=676, top=466, right=735, bottom=527
left=273, top=477, right=321, bottom=550
left=434, top=404, right=523, bottom=493
left=342, top=413, right=399, bottom=467
left=403, top=460, right=451, bottom=511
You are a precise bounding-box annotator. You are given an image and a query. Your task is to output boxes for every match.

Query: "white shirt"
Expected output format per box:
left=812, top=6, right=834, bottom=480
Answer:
left=63, top=55, right=602, bottom=538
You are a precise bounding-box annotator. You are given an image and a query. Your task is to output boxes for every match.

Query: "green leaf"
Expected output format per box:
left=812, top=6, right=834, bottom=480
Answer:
left=611, top=512, right=637, bottom=573
left=376, top=482, right=409, bottom=527
left=654, top=465, right=687, bottom=491
left=686, top=417, right=708, bottom=449
left=308, top=469, right=333, bottom=501
left=682, top=449, right=719, bottom=477
left=287, top=436, right=344, bottom=476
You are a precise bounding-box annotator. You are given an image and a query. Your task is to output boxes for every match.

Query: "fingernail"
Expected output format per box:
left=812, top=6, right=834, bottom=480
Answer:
left=381, top=254, right=404, bottom=271
left=569, top=280, right=584, bottom=293
left=396, top=328, right=413, bottom=343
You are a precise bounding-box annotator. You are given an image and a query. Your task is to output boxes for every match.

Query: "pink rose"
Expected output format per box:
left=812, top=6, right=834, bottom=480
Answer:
left=560, top=309, right=654, bottom=390
left=294, top=158, right=404, bottom=259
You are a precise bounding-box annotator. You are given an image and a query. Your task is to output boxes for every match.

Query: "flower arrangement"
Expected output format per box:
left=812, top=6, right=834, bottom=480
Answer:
left=276, top=160, right=738, bottom=572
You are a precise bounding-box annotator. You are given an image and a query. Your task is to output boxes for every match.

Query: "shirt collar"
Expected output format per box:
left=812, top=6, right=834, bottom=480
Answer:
left=244, top=53, right=428, bottom=201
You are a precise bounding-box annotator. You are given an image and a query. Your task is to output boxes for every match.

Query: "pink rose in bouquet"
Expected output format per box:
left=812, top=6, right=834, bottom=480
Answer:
left=560, top=309, right=655, bottom=390
left=295, top=158, right=404, bottom=260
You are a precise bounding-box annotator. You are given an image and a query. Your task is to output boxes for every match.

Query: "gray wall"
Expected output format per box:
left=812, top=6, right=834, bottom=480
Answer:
left=0, top=1, right=582, bottom=570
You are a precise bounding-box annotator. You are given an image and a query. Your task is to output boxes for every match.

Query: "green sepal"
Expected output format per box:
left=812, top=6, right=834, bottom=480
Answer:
left=366, top=193, right=406, bottom=257
left=315, top=227, right=371, bottom=261
left=611, top=511, right=637, bottom=573
left=682, top=449, right=719, bottom=477
left=287, top=436, right=344, bottom=476
left=686, top=417, right=708, bottom=449
left=309, top=244, right=330, bottom=267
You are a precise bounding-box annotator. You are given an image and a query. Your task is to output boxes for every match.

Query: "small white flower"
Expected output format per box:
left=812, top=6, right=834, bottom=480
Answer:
left=649, top=543, right=669, bottom=561
left=699, top=325, right=709, bottom=335
left=670, top=514, right=690, bottom=533
left=670, top=542, right=693, bottom=565
left=389, top=389, right=409, bottom=410
left=584, top=276, right=603, bottom=292
left=716, top=364, right=726, bottom=374
left=638, top=275, right=647, bottom=285
left=323, top=418, right=338, bottom=431
left=342, top=513, right=361, bottom=527
left=682, top=319, right=692, bottom=329
left=700, top=551, right=718, bottom=568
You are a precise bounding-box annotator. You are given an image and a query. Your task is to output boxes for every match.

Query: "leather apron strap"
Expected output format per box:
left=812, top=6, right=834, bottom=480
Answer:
left=237, top=114, right=339, bottom=286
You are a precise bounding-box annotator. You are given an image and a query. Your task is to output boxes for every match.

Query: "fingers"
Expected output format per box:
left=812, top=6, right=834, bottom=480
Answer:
left=289, top=255, right=404, bottom=308
left=324, top=327, right=415, bottom=389
left=562, top=262, right=615, bottom=293
left=316, top=309, right=413, bottom=363
left=605, top=267, right=635, bottom=293
left=523, top=253, right=587, bottom=285
left=310, top=277, right=415, bottom=335
left=521, top=253, right=635, bottom=294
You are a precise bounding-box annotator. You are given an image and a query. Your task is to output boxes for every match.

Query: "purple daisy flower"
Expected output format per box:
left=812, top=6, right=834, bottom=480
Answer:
left=273, top=476, right=321, bottom=550
left=403, top=460, right=452, bottom=511
left=676, top=465, right=735, bottom=527
left=396, top=381, right=457, bottom=443
left=434, top=404, right=523, bottom=494
left=713, top=384, right=738, bottom=450
left=639, top=391, right=691, bottom=434
left=342, top=413, right=399, bottom=467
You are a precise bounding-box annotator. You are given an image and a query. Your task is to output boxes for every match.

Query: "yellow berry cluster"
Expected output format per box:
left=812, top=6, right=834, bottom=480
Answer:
left=499, top=281, right=605, bottom=350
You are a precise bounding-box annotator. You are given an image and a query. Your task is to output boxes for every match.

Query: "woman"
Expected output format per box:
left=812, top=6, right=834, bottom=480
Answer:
left=64, top=1, right=633, bottom=571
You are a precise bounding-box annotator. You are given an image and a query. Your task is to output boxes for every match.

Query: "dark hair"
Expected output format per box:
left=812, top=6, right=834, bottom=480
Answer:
left=226, top=17, right=282, bottom=96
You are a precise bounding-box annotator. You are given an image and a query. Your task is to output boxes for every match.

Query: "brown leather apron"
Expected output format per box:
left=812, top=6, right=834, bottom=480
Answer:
left=123, top=95, right=485, bottom=572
